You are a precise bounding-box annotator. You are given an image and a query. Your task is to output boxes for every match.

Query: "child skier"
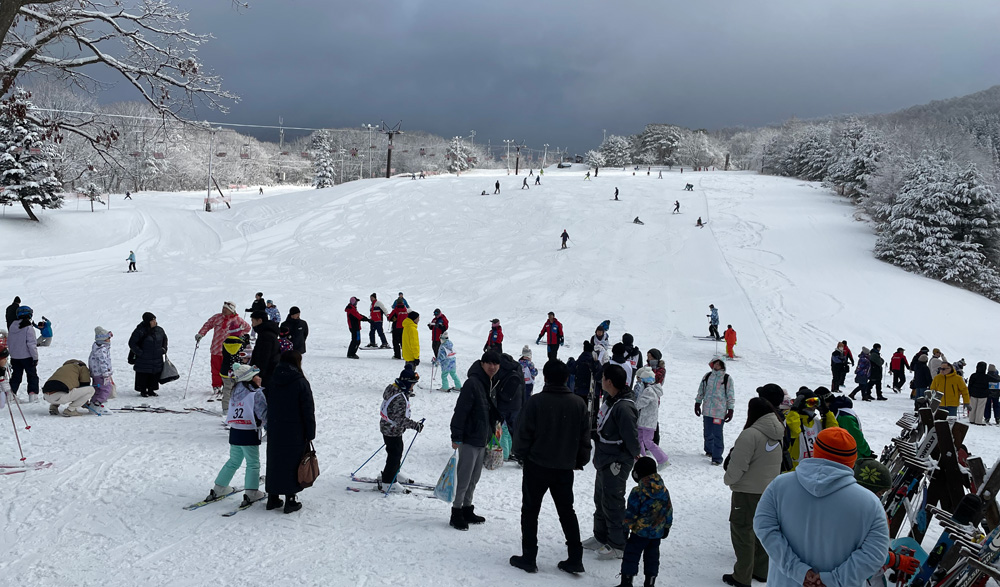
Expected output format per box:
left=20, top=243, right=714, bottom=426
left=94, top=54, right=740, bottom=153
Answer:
left=785, top=387, right=838, bottom=470
left=207, top=364, right=268, bottom=507
left=519, top=346, right=538, bottom=405
left=618, top=456, right=673, bottom=587
left=435, top=332, right=461, bottom=391
left=634, top=366, right=668, bottom=468
left=379, top=365, right=423, bottom=490
left=87, top=327, right=114, bottom=413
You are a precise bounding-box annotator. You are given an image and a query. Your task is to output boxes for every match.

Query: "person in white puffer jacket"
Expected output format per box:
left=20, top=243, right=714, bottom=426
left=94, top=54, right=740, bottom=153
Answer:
left=634, top=366, right=668, bottom=468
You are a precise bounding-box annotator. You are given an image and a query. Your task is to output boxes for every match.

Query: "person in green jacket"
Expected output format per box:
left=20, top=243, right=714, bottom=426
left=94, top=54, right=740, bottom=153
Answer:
left=828, top=395, right=874, bottom=459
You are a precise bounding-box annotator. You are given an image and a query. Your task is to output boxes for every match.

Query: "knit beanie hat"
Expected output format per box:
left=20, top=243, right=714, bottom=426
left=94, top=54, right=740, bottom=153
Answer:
left=142, top=311, right=156, bottom=323
left=95, top=326, right=112, bottom=342
left=756, top=384, right=784, bottom=409
left=289, top=306, right=301, bottom=316
left=635, top=366, right=654, bottom=384
left=647, top=348, right=662, bottom=362
left=521, top=345, right=531, bottom=359
left=813, top=428, right=858, bottom=469
left=622, top=333, right=634, bottom=347
left=251, top=310, right=268, bottom=321
left=861, top=346, right=870, bottom=355
left=854, top=458, right=892, bottom=493
left=396, top=364, right=419, bottom=388
left=631, top=456, right=657, bottom=482
left=584, top=340, right=594, bottom=353
left=232, top=364, right=260, bottom=382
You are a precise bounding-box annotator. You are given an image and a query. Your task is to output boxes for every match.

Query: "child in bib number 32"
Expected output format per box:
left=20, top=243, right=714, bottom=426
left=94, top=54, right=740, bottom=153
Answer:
left=207, top=364, right=269, bottom=507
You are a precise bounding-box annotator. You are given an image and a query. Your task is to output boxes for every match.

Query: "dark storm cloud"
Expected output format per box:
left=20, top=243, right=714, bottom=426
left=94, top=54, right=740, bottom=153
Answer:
left=103, top=0, right=1000, bottom=154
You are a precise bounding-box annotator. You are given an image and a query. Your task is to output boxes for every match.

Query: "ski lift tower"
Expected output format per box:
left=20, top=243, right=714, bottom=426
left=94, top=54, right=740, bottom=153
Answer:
left=379, top=121, right=403, bottom=179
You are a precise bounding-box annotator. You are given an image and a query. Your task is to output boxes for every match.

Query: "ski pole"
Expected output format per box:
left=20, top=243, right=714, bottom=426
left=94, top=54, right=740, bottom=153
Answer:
left=182, top=343, right=200, bottom=400
left=6, top=395, right=25, bottom=462
left=11, top=391, right=30, bottom=430
left=385, top=418, right=425, bottom=497
left=430, top=361, right=437, bottom=392
left=351, top=444, right=385, bottom=477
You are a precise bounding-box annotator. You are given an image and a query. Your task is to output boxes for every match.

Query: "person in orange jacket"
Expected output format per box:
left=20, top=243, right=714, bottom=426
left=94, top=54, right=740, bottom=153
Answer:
left=724, top=325, right=737, bottom=359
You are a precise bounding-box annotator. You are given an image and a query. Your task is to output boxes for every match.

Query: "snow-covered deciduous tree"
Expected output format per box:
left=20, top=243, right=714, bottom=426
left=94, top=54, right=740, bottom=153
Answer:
left=445, top=137, right=474, bottom=173
left=675, top=130, right=723, bottom=168
left=310, top=131, right=335, bottom=189
left=585, top=149, right=605, bottom=169
left=634, top=124, right=683, bottom=165
left=600, top=135, right=631, bottom=167
left=0, top=89, right=62, bottom=220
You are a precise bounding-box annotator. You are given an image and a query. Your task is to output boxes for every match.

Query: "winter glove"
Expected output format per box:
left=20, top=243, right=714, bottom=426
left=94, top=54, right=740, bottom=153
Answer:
left=195, top=333, right=203, bottom=342
left=887, top=552, right=919, bottom=576
left=415, top=422, right=424, bottom=433
left=694, top=403, right=702, bottom=417
left=725, top=409, right=734, bottom=422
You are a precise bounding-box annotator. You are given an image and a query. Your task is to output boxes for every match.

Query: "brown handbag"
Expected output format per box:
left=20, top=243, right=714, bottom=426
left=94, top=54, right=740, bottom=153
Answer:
left=297, top=442, right=320, bottom=488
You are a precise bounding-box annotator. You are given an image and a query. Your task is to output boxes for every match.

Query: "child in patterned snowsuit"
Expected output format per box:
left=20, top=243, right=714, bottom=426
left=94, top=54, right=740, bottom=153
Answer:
left=619, top=456, right=673, bottom=586
left=435, top=332, right=461, bottom=391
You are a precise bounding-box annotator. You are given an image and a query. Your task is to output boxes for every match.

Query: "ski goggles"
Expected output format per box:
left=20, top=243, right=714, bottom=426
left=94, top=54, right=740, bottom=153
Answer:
left=804, top=397, right=820, bottom=408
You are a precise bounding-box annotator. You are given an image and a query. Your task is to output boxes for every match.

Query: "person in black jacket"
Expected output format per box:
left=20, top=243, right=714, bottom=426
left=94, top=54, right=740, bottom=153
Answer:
left=584, top=364, right=640, bottom=560
left=967, top=361, right=998, bottom=425
left=245, top=292, right=266, bottom=315
left=264, top=351, right=316, bottom=514
left=910, top=351, right=932, bottom=408
left=574, top=341, right=600, bottom=402
left=510, top=359, right=592, bottom=575
left=5, top=296, right=20, bottom=328
left=280, top=306, right=309, bottom=355
left=128, top=312, right=168, bottom=398
left=449, top=351, right=501, bottom=531
left=249, top=311, right=280, bottom=386
left=868, top=343, right=886, bottom=401
left=496, top=352, right=525, bottom=436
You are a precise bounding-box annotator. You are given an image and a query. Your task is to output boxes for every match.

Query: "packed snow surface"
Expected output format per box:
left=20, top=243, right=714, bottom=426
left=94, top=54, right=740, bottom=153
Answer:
left=2, top=169, right=997, bottom=586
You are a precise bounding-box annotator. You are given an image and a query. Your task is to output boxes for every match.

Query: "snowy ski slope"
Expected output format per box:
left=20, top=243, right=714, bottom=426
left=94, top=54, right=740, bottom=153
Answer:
left=1, top=168, right=998, bottom=587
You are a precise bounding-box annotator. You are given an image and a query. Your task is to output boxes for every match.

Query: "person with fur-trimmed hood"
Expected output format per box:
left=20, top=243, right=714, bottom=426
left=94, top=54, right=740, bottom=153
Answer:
left=786, top=387, right=839, bottom=470
left=695, top=357, right=735, bottom=466
left=435, top=331, right=461, bottom=391
left=379, top=364, right=424, bottom=489
left=207, top=364, right=269, bottom=508
left=88, top=327, right=114, bottom=413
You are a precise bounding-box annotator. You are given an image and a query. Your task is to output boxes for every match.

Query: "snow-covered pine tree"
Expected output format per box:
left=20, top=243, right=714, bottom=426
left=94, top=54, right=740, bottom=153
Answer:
left=825, top=119, right=883, bottom=199
left=951, top=163, right=1000, bottom=265
left=600, top=135, right=632, bottom=168
left=310, top=130, right=336, bottom=188
left=446, top=137, right=473, bottom=173
left=0, top=89, right=63, bottom=221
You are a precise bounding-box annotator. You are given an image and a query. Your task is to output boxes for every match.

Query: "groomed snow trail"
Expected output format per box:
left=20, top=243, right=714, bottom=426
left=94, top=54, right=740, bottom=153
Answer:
left=1, top=171, right=997, bottom=587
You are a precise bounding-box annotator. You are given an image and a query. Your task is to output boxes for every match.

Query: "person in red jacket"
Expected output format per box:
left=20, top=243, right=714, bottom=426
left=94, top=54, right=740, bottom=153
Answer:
left=842, top=340, right=855, bottom=367
left=535, top=311, right=564, bottom=362
left=428, top=309, right=449, bottom=358
left=724, top=325, right=737, bottom=359
left=367, top=293, right=390, bottom=349
left=890, top=347, right=911, bottom=393
left=484, top=318, right=503, bottom=354
left=344, top=297, right=370, bottom=359
left=387, top=301, right=409, bottom=360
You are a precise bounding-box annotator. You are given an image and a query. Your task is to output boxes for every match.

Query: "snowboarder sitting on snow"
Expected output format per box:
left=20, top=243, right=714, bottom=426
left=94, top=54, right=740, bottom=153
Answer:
left=633, top=217, right=644, bottom=225
left=379, top=364, right=423, bottom=490
left=684, top=183, right=694, bottom=191
left=481, top=190, right=487, bottom=195
left=42, top=359, right=94, bottom=417
left=785, top=387, right=838, bottom=470
left=827, top=395, right=874, bottom=459
left=434, top=331, right=461, bottom=391
left=207, top=364, right=268, bottom=508
left=88, top=327, right=114, bottom=413
left=616, top=456, right=672, bottom=587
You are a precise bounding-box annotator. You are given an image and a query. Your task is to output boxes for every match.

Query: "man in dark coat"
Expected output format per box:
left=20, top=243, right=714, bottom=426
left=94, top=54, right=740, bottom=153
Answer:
left=5, top=296, right=20, bottom=328
left=868, top=343, right=886, bottom=401
left=249, top=311, right=280, bottom=386
left=574, top=341, right=600, bottom=403
left=280, top=306, right=309, bottom=354
left=264, top=353, right=316, bottom=513
left=449, top=351, right=501, bottom=531
left=245, top=292, right=266, bottom=315
left=128, top=312, right=168, bottom=398
left=510, top=359, right=592, bottom=575
left=496, top=352, right=525, bottom=435
left=344, top=297, right=369, bottom=359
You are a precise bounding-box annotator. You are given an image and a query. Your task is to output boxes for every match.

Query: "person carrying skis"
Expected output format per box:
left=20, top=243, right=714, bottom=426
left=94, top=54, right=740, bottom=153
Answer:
left=265, top=300, right=281, bottom=324
left=402, top=311, right=420, bottom=368
left=126, top=251, right=137, bottom=272
left=707, top=304, right=721, bottom=340
left=87, top=327, right=114, bottom=414
left=387, top=301, right=408, bottom=360
left=724, top=325, right=737, bottom=359
left=206, top=364, right=268, bottom=509
left=560, top=230, right=570, bottom=250
left=379, top=364, right=423, bottom=490
left=428, top=308, right=449, bottom=358
left=41, top=359, right=94, bottom=417
left=245, top=292, right=266, bottom=315
left=536, top=312, right=564, bottom=361
left=435, top=331, right=461, bottom=391
left=344, top=297, right=370, bottom=359
left=366, top=294, right=390, bottom=349
left=196, top=301, right=250, bottom=396
left=785, top=387, right=838, bottom=470
left=520, top=346, right=538, bottom=405
left=889, top=347, right=910, bottom=393
left=695, top=358, right=735, bottom=466
left=484, top=318, right=503, bottom=355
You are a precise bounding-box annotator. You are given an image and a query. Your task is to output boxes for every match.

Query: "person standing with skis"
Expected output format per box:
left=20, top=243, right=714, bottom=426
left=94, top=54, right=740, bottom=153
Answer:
left=561, top=230, right=570, bottom=250
left=889, top=347, right=910, bottom=393
left=366, top=294, right=390, bottom=349
left=196, top=302, right=250, bottom=397
left=707, top=304, right=721, bottom=340
left=673, top=201, right=680, bottom=214
left=536, top=312, right=564, bottom=361
left=87, top=327, right=114, bottom=413
left=379, top=364, right=423, bottom=489
left=344, top=297, right=370, bottom=360
left=428, top=309, right=449, bottom=358
left=494, top=180, right=501, bottom=194
left=206, top=364, right=268, bottom=508
left=126, top=251, right=137, bottom=272
left=435, top=332, right=461, bottom=391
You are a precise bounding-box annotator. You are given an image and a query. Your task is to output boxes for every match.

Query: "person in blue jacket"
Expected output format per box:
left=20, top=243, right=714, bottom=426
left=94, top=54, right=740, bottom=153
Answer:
left=34, top=316, right=53, bottom=347
left=752, top=428, right=889, bottom=587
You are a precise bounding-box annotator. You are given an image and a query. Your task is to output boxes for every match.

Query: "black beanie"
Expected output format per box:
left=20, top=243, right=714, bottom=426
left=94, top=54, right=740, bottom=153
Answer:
left=583, top=340, right=594, bottom=353
left=289, top=306, right=301, bottom=315
left=756, top=384, right=784, bottom=409
left=622, top=333, right=634, bottom=347
left=632, top=456, right=657, bottom=481
left=251, top=310, right=268, bottom=321
left=142, top=311, right=156, bottom=323
left=481, top=350, right=502, bottom=365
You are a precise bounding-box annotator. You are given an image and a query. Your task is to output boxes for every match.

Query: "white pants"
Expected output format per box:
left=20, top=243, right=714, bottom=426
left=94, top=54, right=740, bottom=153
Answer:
left=44, top=386, right=95, bottom=410
left=970, top=397, right=988, bottom=424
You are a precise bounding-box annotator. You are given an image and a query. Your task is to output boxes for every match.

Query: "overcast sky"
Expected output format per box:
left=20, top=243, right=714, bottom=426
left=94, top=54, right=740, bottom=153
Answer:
left=106, top=0, right=1000, bottom=154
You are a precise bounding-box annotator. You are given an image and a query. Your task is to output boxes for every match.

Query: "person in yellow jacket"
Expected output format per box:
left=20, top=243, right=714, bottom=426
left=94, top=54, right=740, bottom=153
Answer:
left=785, top=387, right=838, bottom=471
left=402, top=311, right=421, bottom=368
left=930, top=362, right=969, bottom=417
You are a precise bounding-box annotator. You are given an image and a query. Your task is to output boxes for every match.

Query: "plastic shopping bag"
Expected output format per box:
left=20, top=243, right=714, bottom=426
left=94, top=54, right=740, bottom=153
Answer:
left=434, top=449, right=458, bottom=503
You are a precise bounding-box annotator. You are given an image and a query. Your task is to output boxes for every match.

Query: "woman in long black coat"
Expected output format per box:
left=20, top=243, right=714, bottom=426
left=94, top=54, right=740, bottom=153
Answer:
left=129, top=311, right=168, bottom=397
left=265, top=351, right=316, bottom=513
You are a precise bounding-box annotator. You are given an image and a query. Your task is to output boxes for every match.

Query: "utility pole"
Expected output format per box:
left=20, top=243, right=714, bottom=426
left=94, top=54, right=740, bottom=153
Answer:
left=503, top=139, right=514, bottom=174
left=543, top=144, right=549, bottom=168
left=469, top=130, right=476, bottom=149
left=379, top=121, right=403, bottom=179
left=515, top=142, right=525, bottom=175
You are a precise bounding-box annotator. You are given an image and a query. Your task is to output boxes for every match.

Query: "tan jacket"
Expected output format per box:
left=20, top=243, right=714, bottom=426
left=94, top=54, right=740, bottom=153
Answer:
left=45, top=360, right=91, bottom=391
left=724, top=413, right=785, bottom=494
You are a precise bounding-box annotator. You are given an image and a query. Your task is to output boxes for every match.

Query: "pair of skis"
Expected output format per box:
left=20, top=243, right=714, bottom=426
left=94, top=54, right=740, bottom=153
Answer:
left=0, top=461, right=53, bottom=475
left=347, top=475, right=436, bottom=497
left=183, top=486, right=267, bottom=516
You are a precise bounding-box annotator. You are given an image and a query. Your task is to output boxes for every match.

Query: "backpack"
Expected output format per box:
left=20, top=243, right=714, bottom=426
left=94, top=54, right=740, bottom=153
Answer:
left=701, top=372, right=730, bottom=391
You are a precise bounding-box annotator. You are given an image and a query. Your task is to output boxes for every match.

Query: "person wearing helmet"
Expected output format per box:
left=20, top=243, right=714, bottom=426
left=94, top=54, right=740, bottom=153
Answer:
left=379, top=364, right=423, bottom=491
left=785, top=387, right=839, bottom=471
left=207, top=364, right=268, bottom=508
left=7, top=306, right=39, bottom=402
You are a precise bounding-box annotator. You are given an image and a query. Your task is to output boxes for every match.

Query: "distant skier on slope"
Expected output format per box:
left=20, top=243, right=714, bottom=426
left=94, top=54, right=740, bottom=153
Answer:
left=633, top=217, right=644, bottom=225
left=126, top=251, right=137, bottom=272
left=673, top=201, right=680, bottom=214
left=724, top=325, right=737, bottom=359
left=614, top=187, right=619, bottom=200
left=707, top=304, right=721, bottom=340
left=534, top=175, right=540, bottom=186
left=522, top=177, right=529, bottom=190
left=696, top=217, right=704, bottom=228
left=494, top=181, right=501, bottom=194
left=561, top=230, right=570, bottom=249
